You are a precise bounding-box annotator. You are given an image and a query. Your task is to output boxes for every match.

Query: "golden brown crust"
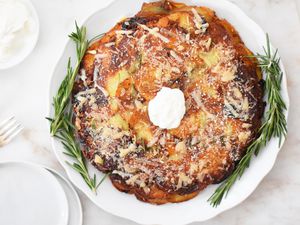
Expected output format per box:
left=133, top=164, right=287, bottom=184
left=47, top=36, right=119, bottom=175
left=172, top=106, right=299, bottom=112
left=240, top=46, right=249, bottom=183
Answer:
left=72, top=0, right=264, bottom=204
left=110, top=173, right=202, bottom=204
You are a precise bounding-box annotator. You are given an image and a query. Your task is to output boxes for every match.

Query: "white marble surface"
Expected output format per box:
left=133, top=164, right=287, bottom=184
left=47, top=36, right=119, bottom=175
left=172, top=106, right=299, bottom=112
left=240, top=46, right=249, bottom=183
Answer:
left=0, top=0, right=300, bottom=224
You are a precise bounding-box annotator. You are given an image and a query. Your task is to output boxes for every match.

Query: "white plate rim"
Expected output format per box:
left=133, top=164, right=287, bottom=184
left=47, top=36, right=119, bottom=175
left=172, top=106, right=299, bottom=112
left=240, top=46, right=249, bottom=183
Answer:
left=45, top=166, right=83, bottom=225
left=47, top=0, right=290, bottom=224
left=0, top=160, right=69, bottom=225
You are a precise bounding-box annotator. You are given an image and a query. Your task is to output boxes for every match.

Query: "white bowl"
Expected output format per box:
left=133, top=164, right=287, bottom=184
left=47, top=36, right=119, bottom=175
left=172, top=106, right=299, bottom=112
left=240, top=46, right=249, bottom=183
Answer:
left=48, top=0, right=290, bottom=224
left=0, top=0, right=39, bottom=70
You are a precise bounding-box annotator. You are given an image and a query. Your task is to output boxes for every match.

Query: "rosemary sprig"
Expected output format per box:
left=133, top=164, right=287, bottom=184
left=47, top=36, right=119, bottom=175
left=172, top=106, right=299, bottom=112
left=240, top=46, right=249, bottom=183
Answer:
left=50, top=22, right=88, bottom=136
left=49, top=23, right=105, bottom=193
left=53, top=113, right=106, bottom=193
left=208, top=34, right=287, bottom=207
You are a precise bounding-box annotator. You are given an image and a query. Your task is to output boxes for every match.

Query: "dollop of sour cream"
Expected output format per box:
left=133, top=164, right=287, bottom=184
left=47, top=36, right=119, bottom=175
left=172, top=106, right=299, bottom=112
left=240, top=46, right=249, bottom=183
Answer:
left=148, top=87, right=186, bottom=129
left=0, top=0, right=36, bottom=62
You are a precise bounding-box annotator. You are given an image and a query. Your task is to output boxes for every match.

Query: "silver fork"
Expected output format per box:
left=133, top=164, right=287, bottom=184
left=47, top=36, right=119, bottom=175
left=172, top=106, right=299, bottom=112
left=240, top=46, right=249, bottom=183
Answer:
left=0, top=117, right=23, bottom=147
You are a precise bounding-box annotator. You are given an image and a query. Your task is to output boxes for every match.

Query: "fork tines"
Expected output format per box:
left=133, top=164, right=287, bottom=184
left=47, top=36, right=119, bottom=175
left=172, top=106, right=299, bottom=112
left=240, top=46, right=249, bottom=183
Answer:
left=0, top=116, right=23, bottom=146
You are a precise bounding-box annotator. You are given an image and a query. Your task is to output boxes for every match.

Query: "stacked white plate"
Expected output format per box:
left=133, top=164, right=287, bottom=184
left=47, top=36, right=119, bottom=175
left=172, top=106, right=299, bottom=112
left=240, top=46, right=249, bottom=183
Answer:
left=0, top=161, right=82, bottom=225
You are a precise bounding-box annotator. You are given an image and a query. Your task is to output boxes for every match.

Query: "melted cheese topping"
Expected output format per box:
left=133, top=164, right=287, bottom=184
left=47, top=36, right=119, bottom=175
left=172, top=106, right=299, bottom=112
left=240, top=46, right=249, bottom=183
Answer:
left=72, top=1, right=263, bottom=194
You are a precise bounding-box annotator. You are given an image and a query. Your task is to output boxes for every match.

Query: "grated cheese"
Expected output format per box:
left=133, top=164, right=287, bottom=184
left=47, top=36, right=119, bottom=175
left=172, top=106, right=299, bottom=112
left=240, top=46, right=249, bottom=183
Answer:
left=138, top=24, right=170, bottom=43
left=170, top=50, right=183, bottom=63
left=191, top=8, right=209, bottom=33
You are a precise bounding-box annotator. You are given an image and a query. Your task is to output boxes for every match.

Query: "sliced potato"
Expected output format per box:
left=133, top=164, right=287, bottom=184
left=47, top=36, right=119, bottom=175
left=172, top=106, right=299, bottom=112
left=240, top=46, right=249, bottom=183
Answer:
left=199, top=48, right=220, bottom=67
left=109, top=113, right=129, bottom=130
left=168, top=13, right=192, bottom=31
left=142, top=5, right=168, bottom=14
left=134, top=121, right=153, bottom=142
left=106, top=69, right=130, bottom=97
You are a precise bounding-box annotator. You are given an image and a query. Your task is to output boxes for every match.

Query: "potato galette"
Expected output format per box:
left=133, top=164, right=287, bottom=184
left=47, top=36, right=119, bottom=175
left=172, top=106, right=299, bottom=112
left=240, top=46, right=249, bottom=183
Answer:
left=72, top=0, right=264, bottom=204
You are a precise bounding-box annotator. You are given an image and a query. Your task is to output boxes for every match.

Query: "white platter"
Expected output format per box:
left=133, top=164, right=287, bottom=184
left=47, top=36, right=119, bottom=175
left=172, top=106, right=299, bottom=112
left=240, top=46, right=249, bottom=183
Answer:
left=48, top=0, right=290, bottom=225
left=0, top=161, right=69, bottom=225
